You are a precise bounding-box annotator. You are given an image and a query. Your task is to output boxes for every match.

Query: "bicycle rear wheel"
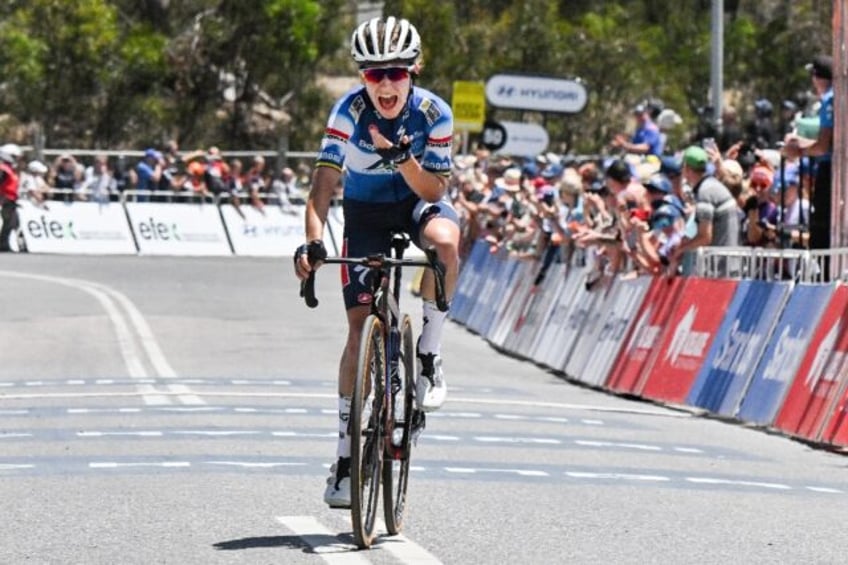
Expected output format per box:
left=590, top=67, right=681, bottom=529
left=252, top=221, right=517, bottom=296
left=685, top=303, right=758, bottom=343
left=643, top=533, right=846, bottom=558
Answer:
left=383, top=314, right=414, bottom=535
left=351, top=314, right=385, bottom=549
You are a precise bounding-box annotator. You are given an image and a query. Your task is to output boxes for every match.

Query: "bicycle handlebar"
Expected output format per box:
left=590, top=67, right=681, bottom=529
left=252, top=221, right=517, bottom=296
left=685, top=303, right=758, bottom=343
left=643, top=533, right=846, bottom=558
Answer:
left=299, top=247, right=449, bottom=312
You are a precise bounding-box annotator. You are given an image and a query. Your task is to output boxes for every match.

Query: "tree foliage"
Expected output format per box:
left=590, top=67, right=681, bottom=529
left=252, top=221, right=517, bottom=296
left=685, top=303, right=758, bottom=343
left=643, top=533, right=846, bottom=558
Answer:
left=0, top=0, right=833, bottom=154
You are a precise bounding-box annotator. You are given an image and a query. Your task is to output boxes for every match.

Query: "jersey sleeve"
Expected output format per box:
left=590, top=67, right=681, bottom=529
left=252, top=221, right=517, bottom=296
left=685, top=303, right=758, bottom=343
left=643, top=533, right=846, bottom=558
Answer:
left=418, top=96, right=453, bottom=176
left=315, top=92, right=362, bottom=172
left=820, top=92, right=834, bottom=130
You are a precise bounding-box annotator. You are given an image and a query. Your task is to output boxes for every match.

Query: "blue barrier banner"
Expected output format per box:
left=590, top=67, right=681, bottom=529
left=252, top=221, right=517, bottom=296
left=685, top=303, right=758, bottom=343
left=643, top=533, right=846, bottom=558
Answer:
left=686, top=280, right=791, bottom=415
left=736, top=283, right=835, bottom=425
left=466, top=251, right=509, bottom=334
left=451, top=240, right=490, bottom=325
left=481, top=257, right=524, bottom=340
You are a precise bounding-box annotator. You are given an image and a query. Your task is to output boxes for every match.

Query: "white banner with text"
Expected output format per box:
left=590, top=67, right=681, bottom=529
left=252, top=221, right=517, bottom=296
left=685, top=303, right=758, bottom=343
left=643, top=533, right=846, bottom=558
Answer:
left=19, top=200, right=137, bottom=254
left=125, top=202, right=232, bottom=256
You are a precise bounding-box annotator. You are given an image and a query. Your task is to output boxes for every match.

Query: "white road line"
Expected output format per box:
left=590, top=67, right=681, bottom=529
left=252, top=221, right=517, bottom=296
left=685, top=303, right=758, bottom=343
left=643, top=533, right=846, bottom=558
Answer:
left=575, top=440, right=662, bottom=451
left=205, top=461, right=306, bottom=469
left=685, top=477, right=792, bottom=490
left=474, top=436, right=560, bottom=445
left=580, top=419, right=604, bottom=425
left=566, top=471, right=671, bottom=482
left=89, top=461, right=191, bottom=469
left=449, top=396, right=690, bottom=417
left=275, top=516, right=368, bottom=564
left=137, top=384, right=172, bottom=406
left=171, top=430, right=261, bottom=437
left=0, top=271, right=200, bottom=406
left=806, top=486, right=843, bottom=494
left=165, top=384, right=205, bottom=406
left=0, top=409, right=29, bottom=415
left=68, top=408, right=142, bottom=414
left=78, top=431, right=163, bottom=437
left=444, top=467, right=549, bottom=477
left=0, top=464, right=35, bottom=471
left=673, top=447, right=704, bottom=454
left=0, top=433, right=33, bottom=439
left=374, top=519, right=444, bottom=564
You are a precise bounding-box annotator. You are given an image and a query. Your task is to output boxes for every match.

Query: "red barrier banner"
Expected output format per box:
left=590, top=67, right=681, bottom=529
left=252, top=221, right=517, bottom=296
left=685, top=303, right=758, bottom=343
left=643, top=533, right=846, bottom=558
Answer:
left=774, top=286, right=848, bottom=442
left=605, top=276, right=684, bottom=394
left=639, top=278, right=738, bottom=404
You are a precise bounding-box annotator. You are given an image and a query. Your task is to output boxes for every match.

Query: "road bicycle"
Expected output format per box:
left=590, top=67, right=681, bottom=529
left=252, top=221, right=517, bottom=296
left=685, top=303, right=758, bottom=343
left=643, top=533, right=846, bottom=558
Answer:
left=301, top=234, right=447, bottom=549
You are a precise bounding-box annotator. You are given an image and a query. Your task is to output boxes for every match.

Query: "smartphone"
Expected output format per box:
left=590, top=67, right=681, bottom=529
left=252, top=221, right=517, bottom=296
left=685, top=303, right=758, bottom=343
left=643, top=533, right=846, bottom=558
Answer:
left=703, top=137, right=717, bottom=152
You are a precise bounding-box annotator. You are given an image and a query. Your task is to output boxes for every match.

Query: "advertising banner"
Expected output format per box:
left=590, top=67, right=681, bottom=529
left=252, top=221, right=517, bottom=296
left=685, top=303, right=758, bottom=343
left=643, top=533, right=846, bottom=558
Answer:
left=531, top=267, right=583, bottom=369
left=605, top=276, right=684, bottom=394
left=739, top=284, right=837, bottom=427
left=770, top=285, right=846, bottom=438
left=686, top=280, right=792, bottom=416
left=19, top=200, right=136, bottom=254
left=549, top=273, right=602, bottom=372
left=220, top=204, right=303, bottom=257
left=467, top=252, right=514, bottom=335
left=126, top=202, right=232, bottom=256
left=639, top=278, right=738, bottom=404
left=526, top=265, right=569, bottom=363
left=513, top=264, right=568, bottom=357
left=572, top=275, right=652, bottom=387
left=450, top=239, right=490, bottom=325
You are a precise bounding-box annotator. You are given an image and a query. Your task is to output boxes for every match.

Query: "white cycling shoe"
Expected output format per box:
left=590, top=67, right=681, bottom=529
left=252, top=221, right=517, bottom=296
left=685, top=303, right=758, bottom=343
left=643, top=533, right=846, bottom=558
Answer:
left=416, top=351, right=447, bottom=412
left=323, top=457, right=351, bottom=508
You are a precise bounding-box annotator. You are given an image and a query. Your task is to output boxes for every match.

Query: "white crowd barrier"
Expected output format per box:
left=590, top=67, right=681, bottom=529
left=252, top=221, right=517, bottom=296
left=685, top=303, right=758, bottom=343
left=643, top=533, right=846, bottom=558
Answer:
left=4, top=194, right=439, bottom=258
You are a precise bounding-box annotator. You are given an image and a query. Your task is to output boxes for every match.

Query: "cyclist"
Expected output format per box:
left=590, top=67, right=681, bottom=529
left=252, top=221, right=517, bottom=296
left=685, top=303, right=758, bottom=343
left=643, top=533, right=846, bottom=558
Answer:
left=293, top=16, right=460, bottom=508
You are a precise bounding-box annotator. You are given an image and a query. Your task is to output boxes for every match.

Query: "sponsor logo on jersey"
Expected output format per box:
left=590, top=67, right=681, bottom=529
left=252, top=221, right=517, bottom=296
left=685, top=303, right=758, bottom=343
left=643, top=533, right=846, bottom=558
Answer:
left=419, top=98, right=442, bottom=126
left=427, top=134, right=452, bottom=149
left=350, top=95, right=366, bottom=123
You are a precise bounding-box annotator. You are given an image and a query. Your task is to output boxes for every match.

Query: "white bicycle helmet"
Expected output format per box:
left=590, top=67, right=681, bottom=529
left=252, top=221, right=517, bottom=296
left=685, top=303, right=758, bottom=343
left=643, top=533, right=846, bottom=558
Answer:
left=0, top=143, right=22, bottom=164
left=351, top=16, right=421, bottom=67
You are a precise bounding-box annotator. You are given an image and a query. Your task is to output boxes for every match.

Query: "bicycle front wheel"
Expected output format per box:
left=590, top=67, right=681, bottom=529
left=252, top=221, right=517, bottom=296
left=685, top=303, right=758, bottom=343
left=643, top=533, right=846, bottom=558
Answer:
left=383, top=314, right=415, bottom=535
left=351, top=314, right=385, bottom=549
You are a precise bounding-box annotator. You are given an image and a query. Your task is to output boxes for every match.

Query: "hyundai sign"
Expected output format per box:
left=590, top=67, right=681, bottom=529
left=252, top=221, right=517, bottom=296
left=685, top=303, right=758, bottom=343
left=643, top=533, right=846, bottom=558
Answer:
left=485, top=74, right=587, bottom=113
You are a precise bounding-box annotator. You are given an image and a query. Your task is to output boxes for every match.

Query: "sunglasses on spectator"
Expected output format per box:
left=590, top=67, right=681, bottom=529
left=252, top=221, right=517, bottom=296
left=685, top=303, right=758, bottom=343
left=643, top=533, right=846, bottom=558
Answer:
left=361, top=67, right=410, bottom=83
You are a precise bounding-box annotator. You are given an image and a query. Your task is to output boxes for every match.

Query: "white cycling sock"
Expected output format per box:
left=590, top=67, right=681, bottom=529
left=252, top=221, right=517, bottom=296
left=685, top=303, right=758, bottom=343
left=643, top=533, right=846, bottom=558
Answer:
left=336, top=396, right=352, bottom=459
left=418, top=300, right=447, bottom=355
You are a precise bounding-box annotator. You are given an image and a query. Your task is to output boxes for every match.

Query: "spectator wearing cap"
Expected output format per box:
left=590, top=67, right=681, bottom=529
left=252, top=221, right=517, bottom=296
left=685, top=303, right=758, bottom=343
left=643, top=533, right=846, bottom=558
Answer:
left=136, top=148, right=163, bottom=202
left=19, top=160, right=50, bottom=206
left=611, top=103, right=663, bottom=157
left=785, top=54, right=833, bottom=259
left=764, top=166, right=810, bottom=250
left=0, top=144, right=22, bottom=251
left=51, top=153, right=81, bottom=202
left=671, top=146, right=740, bottom=275
left=745, top=98, right=776, bottom=149
left=741, top=163, right=777, bottom=247
left=632, top=201, right=686, bottom=276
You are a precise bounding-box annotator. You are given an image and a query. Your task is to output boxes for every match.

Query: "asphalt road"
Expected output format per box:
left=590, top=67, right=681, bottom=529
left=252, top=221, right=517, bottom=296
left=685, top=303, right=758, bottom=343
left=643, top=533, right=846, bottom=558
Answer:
left=0, top=254, right=846, bottom=565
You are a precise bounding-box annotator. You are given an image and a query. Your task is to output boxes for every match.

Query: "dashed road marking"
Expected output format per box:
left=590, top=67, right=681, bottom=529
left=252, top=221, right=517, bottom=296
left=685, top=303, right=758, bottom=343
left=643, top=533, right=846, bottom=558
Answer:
left=274, top=516, right=368, bottom=564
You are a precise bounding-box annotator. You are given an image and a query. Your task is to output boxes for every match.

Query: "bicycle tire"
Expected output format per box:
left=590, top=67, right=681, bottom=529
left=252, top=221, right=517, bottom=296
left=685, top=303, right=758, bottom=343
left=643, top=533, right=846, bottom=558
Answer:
left=383, top=314, right=415, bottom=535
left=350, top=314, right=385, bottom=549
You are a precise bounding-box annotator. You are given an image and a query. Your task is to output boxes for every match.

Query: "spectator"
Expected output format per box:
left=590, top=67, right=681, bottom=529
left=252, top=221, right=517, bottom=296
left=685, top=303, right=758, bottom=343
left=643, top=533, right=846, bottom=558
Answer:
left=82, top=154, right=118, bottom=203
left=182, top=161, right=211, bottom=201
left=51, top=153, right=81, bottom=202
left=19, top=160, right=50, bottom=206
left=718, top=105, right=744, bottom=152
left=745, top=98, right=776, bottom=149
left=670, top=146, right=740, bottom=275
left=765, top=166, right=810, bottom=250
left=271, top=166, right=299, bottom=209
left=785, top=54, right=833, bottom=265
left=135, top=148, right=163, bottom=201
left=611, top=103, right=663, bottom=157
left=741, top=163, right=776, bottom=247
left=203, top=146, right=229, bottom=198
left=112, top=154, right=136, bottom=194
left=0, top=143, right=22, bottom=252
left=778, top=99, right=799, bottom=137
left=245, top=155, right=274, bottom=213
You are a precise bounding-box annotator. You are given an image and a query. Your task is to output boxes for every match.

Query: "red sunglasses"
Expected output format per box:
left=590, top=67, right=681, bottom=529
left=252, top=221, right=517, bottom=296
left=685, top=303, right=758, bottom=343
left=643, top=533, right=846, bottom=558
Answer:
left=361, top=67, right=410, bottom=83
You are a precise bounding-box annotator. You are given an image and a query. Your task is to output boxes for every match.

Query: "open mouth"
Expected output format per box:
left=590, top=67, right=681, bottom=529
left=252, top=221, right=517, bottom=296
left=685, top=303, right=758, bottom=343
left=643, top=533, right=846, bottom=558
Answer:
left=378, top=95, right=398, bottom=112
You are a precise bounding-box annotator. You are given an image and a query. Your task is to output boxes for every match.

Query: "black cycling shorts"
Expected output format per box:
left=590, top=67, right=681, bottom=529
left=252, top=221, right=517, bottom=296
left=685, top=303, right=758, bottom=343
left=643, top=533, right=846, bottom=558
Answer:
left=340, top=195, right=459, bottom=309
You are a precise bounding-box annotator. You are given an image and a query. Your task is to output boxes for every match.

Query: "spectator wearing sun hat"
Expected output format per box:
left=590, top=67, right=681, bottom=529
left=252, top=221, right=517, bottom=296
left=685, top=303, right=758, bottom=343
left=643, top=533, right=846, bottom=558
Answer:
left=671, top=146, right=740, bottom=274
left=785, top=54, right=833, bottom=263
left=135, top=148, right=163, bottom=202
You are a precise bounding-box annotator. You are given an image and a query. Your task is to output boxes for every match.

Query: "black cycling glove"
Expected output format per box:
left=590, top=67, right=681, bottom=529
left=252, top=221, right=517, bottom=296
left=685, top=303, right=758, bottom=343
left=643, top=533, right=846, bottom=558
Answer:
left=294, top=239, right=327, bottom=267
left=376, top=137, right=413, bottom=165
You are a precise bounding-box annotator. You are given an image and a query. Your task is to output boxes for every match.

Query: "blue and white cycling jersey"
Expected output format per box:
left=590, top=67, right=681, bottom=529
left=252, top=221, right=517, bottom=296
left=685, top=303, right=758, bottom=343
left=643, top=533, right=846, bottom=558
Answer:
left=315, top=85, right=453, bottom=203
